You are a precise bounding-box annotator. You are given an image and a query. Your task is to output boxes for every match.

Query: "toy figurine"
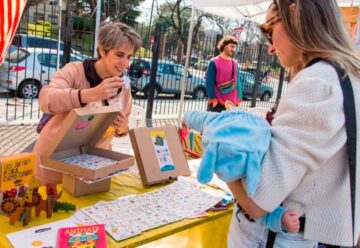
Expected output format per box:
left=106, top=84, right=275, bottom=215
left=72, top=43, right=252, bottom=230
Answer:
left=53, top=201, right=76, bottom=213
left=35, top=197, right=52, bottom=218
left=46, top=183, right=62, bottom=201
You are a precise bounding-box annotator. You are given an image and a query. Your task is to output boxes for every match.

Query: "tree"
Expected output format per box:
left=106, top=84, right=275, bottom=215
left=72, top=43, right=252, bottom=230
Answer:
left=72, top=0, right=145, bottom=26
left=238, top=19, right=261, bottom=45
left=155, top=0, right=230, bottom=63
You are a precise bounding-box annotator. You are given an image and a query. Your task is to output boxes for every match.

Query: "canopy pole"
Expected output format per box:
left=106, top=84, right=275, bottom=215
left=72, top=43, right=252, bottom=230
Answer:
left=93, top=0, right=102, bottom=58
left=56, top=0, right=63, bottom=70
left=177, top=5, right=196, bottom=126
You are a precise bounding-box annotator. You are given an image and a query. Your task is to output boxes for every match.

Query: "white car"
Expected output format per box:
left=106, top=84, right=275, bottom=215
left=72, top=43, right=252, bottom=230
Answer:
left=0, top=47, right=82, bottom=99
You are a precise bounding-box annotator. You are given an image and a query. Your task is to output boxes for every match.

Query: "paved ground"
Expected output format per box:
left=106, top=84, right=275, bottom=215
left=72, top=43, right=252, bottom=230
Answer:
left=0, top=118, right=179, bottom=156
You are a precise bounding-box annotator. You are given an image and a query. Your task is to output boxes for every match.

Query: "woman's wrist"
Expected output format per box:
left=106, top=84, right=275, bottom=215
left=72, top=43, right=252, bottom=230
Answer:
left=80, top=88, right=98, bottom=103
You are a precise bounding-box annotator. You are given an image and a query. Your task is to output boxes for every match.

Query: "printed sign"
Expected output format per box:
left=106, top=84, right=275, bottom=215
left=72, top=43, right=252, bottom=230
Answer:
left=150, top=131, right=175, bottom=172
left=0, top=153, right=35, bottom=191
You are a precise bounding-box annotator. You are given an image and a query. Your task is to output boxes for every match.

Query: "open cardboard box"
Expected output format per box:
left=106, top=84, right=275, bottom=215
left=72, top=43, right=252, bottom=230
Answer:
left=129, top=125, right=190, bottom=187
left=62, top=174, right=111, bottom=197
left=41, top=106, right=134, bottom=196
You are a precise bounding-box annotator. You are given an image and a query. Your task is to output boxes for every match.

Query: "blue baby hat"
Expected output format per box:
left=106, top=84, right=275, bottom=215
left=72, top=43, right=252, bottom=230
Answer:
left=183, top=110, right=271, bottom=196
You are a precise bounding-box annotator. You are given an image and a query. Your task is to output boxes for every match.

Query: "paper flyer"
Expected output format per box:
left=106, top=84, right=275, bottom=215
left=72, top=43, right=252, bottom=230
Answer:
left=150, top=131, right=175, bottom=172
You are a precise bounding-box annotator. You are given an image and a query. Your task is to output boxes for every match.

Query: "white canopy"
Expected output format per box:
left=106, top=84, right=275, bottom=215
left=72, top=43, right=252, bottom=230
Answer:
left=193, top=0, right=360, bottom=24
left=193, top=0, right=270, bottom=24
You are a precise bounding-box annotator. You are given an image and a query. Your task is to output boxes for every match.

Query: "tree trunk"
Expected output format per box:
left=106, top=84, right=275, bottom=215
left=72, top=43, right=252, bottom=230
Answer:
left=159, top=33, right=167, bottom=60
left=177, top=39, right=184, bottom=64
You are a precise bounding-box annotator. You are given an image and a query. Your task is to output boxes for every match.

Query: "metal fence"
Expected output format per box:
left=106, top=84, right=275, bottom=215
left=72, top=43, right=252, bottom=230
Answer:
left=0, top=0, right=287, bottom=123
left=130, top=23, right=287, bottom=120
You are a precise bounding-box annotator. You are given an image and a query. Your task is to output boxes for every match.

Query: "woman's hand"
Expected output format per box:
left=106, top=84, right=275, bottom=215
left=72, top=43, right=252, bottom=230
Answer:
left=113, top=112, right=129, bottom=137
left=81, top=76, right=123, bottom=103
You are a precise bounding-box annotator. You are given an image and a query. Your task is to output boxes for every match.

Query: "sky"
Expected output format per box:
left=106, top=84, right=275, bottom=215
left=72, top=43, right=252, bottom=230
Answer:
left=137, top=0, right=163, bottom=24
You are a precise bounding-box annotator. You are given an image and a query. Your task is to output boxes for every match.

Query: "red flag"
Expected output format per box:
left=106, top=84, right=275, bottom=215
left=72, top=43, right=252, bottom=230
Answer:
left=0, top=0, right=27, bottom=65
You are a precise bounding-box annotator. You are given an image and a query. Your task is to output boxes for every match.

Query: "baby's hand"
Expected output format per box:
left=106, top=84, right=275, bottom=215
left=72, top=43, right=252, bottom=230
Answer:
left=282, top=210, right=300, bottom=233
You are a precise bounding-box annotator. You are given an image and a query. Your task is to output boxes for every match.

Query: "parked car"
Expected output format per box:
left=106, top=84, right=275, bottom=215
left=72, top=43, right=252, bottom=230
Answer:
left=242, top=68, right=266, bottom=80
left=0, top=47, right=82, bottom=99
left=194, top=60, right=209, bottom=71
left=239, top=71, right=273, bottom=101
left=129, top=58, right=207, bottom=99
left=9, top=34, right=88, bottom=61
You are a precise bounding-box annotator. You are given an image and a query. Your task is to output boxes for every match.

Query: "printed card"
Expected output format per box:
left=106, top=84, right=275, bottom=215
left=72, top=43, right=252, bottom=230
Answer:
left=150, top=131, right=175, bottom=172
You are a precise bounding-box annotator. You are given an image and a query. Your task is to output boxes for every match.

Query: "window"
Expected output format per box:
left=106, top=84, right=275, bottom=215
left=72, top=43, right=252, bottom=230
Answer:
left=10, top=35, right=22, bottom=47
left=33, top=12, right=45, bottom=22
left=27, top=37, right=61, bottom=50
left=239, top=72, right=255, bottom=84
left=173, top=65, right=184, bottom=76
left=158, top=64, right=174, bottom=74
left=48, top=14, right=58, bottom=25
left=37, top=53, right=61, bottom=68
left=27, top=37, right=47, bottom=48
left=5, top=49, right=30, bottom=63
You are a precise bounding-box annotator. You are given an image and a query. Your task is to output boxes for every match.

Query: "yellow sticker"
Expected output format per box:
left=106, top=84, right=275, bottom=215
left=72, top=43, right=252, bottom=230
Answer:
left=31, top=240, right=43, bottom=247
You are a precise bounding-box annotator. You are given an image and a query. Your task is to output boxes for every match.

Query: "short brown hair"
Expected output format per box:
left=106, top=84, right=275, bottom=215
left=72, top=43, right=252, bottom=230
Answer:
left=217, top=35, right=238, bottom=52
left=98, top=22, right=142, bottom=56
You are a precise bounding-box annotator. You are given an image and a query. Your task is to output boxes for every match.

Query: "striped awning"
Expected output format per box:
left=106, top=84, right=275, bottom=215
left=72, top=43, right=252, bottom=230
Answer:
left=0, top=0, right=27, bottom=65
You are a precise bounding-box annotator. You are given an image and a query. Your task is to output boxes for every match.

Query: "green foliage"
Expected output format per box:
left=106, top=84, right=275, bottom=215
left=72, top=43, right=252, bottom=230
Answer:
left=73, top=15, right=94, bottom=31
left=53, top=201, right=76, bottom=213
left=72, top=0, right=145, bottom=27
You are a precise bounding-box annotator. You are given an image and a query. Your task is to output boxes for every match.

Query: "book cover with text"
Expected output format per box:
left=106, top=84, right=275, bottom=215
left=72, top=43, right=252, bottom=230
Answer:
left=56, top=224, right=107, bottom=248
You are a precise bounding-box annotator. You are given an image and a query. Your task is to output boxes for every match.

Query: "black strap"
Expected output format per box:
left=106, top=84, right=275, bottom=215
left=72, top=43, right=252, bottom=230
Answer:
left=307, top=58, right=357, bottom=247
left=231, top=60, right=234, bottom=79
left=328, top=62, right=357, bottom=248
left=266, top=231, right=277, bottom=248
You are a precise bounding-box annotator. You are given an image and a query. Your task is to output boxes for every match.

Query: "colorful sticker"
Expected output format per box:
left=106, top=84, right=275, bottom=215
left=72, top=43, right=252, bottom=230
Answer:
left=150, top=131, right=175, bottom=172
left=74, top=115, right=94, bottom=130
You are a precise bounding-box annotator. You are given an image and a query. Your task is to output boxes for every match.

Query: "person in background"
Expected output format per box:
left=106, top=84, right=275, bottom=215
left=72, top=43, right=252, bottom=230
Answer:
left=262, top=69, right=271, bottom=83
left=205, top=36, right=242, bottom=112
left=33, top=22, right=142, bottom=185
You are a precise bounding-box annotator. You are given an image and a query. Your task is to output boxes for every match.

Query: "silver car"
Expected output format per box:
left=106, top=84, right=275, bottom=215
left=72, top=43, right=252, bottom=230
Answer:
left=129, top=58, right=207, bottom=99
left=0, top=47, right=82, bottom=99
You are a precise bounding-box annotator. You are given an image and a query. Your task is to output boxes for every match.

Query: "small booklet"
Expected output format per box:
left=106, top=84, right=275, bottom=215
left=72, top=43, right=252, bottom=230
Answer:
left=56, top=224, right=107, bottom=248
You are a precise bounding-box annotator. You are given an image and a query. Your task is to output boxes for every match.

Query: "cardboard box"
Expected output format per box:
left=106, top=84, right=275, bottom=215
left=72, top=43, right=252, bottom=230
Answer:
left=62, top=174, right=110, bottom=197
left=129, top=125, right=190, bottom=187
left=41, top=106, right=134, bottom=195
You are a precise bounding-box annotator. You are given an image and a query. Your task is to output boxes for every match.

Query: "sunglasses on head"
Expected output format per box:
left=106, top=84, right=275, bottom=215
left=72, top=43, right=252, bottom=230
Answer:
left=260, top=14, right=282, bottom=45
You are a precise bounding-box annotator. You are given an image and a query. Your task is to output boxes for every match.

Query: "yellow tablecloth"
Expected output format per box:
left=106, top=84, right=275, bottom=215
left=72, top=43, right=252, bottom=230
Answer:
left=0, top=174, right=233, bottom=248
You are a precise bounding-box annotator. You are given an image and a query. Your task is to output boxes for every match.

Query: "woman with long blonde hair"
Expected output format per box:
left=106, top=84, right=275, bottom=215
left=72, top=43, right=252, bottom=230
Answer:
left=226, top=0, right=360, bottom=247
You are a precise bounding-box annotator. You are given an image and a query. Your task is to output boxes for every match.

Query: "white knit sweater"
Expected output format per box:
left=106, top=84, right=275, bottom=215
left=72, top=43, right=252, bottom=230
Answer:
left=251, top=61, right=360, bottom=246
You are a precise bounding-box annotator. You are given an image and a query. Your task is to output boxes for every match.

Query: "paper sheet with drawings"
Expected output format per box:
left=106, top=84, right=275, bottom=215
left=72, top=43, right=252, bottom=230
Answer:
left=81, top=180, right=222, bottom=241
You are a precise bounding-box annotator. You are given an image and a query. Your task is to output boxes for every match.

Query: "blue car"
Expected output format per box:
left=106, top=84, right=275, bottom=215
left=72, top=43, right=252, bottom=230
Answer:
left=239, top=71, right=274, bottom=101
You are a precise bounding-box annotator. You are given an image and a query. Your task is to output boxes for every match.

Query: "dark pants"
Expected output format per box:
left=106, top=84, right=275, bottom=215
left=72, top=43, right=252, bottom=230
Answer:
left=207, top=103, right=226, bottom=112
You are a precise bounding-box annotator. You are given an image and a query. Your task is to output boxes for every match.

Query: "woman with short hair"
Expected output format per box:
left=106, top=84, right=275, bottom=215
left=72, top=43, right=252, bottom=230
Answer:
left=33, top=22, right=142, bottom=185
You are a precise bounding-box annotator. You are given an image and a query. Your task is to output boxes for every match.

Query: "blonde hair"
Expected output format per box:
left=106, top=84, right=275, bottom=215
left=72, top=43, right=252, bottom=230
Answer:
left=271, top=0, right=360, bottom=78
left=98, top=22, right=142, bottom=56
left=217, top=35, right=238, bottom=52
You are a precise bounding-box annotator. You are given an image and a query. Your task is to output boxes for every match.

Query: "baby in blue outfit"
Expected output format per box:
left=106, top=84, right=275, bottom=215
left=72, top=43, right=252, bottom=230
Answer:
left=183, top=110, right=299, bottom=233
